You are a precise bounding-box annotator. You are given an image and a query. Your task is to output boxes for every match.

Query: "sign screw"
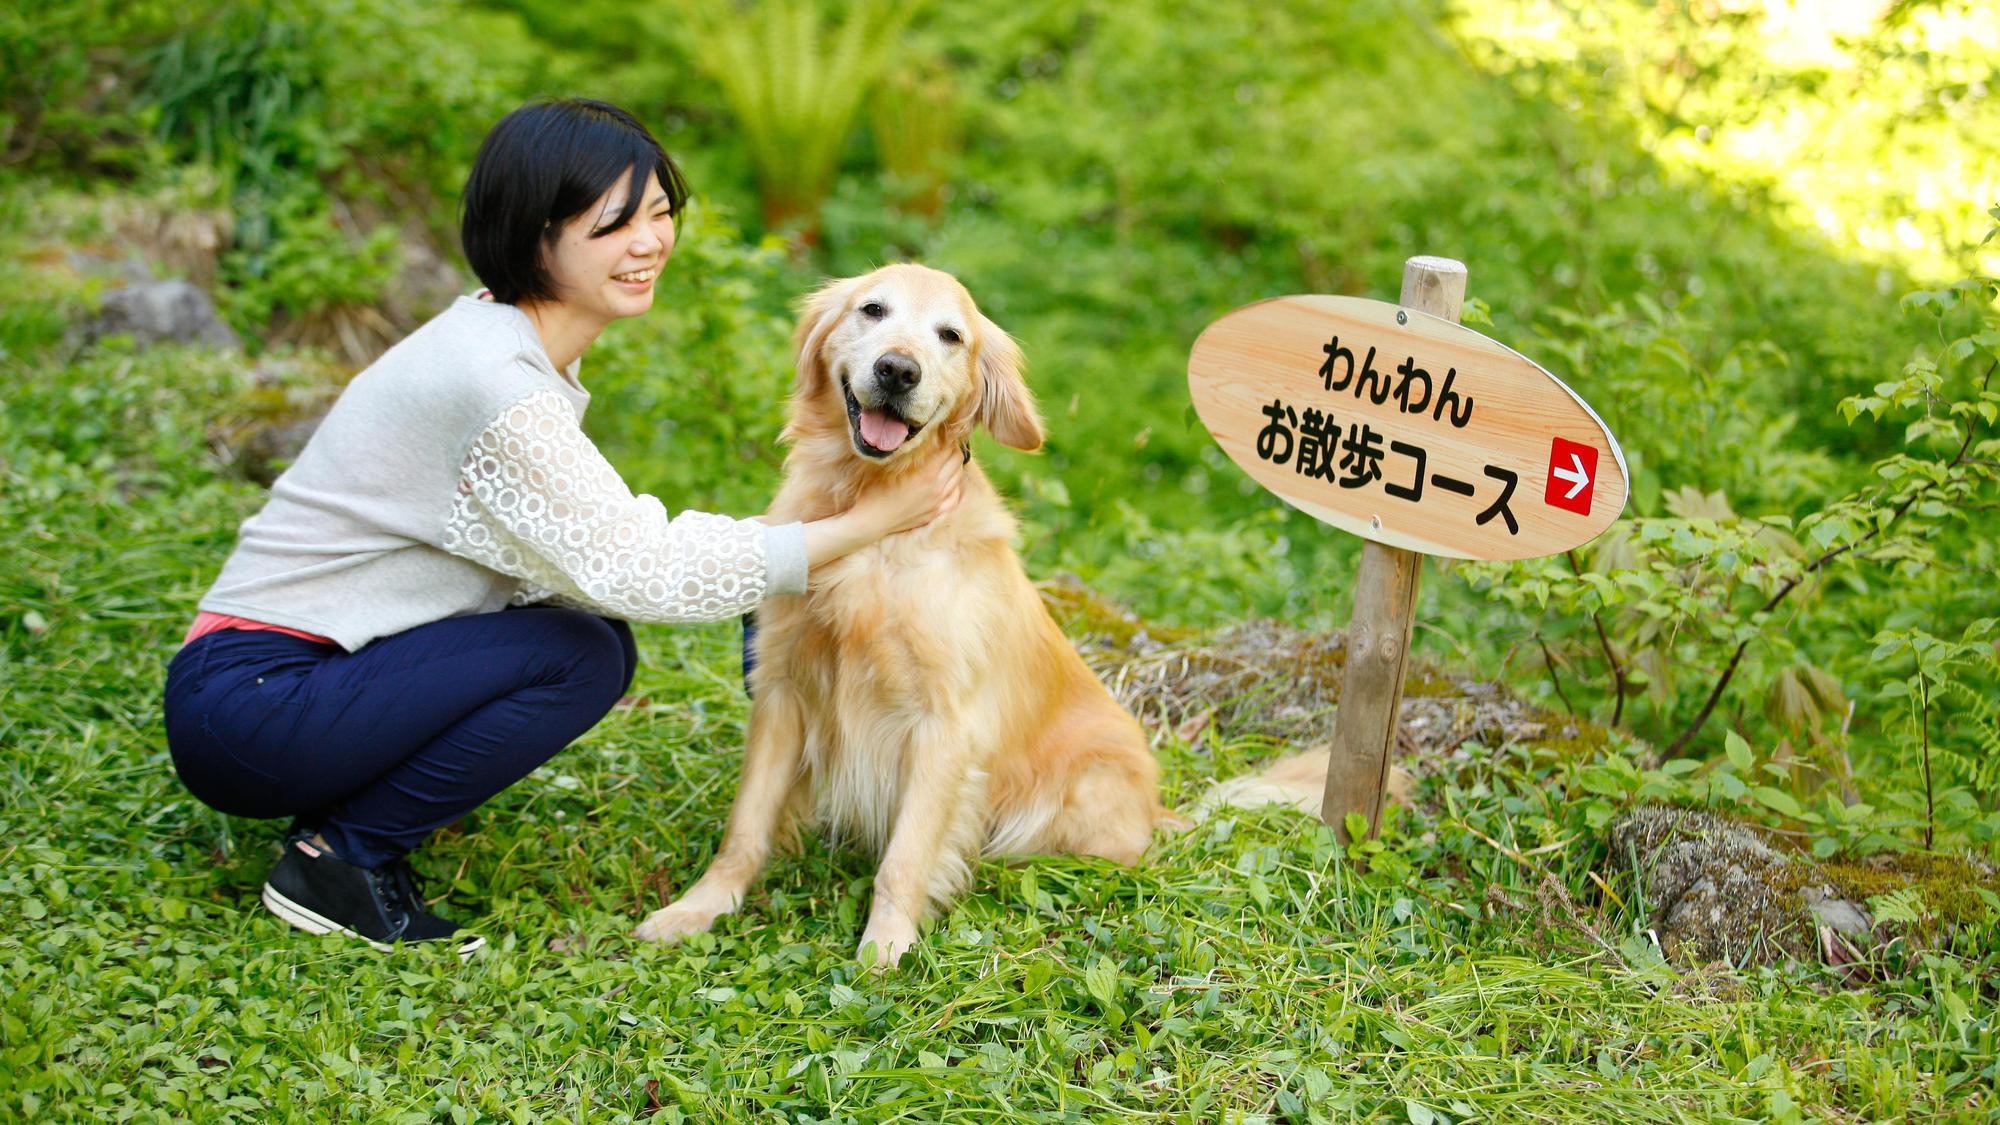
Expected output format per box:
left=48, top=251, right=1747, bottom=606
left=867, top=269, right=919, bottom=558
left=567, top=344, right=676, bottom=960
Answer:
left=1396, top=310, right=1407, bottom=325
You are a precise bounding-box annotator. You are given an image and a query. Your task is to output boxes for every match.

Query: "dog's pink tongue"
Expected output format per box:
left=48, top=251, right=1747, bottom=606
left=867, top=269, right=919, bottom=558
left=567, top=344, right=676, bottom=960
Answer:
left=859, top=408, right=910, bottom=452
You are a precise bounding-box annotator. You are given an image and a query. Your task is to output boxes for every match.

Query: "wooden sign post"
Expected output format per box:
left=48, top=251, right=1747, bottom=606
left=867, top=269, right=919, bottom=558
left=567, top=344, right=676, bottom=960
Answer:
left=1187, top=256, right=1627, bottom=842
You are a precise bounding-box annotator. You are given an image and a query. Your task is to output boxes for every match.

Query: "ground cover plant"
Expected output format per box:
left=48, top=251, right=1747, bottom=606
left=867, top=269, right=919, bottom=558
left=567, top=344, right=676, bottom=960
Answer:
left=3, top=0, right=1998, bottom=1120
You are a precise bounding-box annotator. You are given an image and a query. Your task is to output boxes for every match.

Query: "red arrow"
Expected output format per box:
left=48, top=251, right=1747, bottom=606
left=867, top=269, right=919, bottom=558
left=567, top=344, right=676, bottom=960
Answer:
left=1544, top=438, right=1598, bottom=515
left=1552, top=452, right=1589, bottom=499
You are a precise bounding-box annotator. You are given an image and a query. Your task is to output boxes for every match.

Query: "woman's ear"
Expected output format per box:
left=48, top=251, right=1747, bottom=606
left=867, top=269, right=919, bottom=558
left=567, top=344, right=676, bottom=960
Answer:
left=973, top=313, right=1043, bottom=451
left=792, top=276, right=863, bottom=398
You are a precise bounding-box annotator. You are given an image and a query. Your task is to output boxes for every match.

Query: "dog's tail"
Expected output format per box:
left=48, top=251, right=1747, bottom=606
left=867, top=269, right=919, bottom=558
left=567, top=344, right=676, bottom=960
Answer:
left=1181, top=746, right=1414, bottom=824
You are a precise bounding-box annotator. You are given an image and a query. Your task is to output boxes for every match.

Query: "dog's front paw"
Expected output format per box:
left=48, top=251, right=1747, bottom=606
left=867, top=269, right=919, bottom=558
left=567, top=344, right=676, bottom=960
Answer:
left=634, top=903, right=722, bottom=944
left=856, top=918, right=919, bottom=972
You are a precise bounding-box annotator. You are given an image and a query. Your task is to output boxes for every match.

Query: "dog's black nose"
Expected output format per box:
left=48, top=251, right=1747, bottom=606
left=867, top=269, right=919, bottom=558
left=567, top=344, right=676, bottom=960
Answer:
left=873, top=352, right=921, bottom=392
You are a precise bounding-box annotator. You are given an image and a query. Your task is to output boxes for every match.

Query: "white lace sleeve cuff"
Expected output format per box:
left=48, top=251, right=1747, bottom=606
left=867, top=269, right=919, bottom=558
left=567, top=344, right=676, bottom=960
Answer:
left=509, top=582, right=559, bottom=607
left=442, top=389, right=789, bottom=623
left=763, top=521, right=808, bottom=596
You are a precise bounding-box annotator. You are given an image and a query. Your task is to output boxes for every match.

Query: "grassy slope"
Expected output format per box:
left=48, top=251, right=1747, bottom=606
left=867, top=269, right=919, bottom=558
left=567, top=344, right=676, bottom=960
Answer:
left=0, top=243, right=1990, bottom=1124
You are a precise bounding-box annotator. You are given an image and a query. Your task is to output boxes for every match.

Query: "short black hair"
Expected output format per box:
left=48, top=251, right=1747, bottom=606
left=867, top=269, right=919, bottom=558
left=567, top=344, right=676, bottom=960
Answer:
left=460, top=97, right=691, bottom=305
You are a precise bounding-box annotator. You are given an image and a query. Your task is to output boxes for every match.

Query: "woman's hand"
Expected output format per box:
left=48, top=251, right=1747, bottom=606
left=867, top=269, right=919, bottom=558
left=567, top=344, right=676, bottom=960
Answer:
left=801, top=453, right=964, bottom=568
left=851, top=451, right=965, bottom=537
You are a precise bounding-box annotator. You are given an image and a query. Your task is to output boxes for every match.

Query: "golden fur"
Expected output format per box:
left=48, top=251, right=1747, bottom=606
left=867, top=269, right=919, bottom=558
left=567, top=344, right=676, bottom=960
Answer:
left=635, top=264, right=1167, bottom=967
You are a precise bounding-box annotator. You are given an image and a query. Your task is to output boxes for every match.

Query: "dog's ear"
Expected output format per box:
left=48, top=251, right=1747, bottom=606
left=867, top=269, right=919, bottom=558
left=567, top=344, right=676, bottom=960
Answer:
left=973, top=313, right=1043, bottom=451
left=792, top=276, right=864, bottom=398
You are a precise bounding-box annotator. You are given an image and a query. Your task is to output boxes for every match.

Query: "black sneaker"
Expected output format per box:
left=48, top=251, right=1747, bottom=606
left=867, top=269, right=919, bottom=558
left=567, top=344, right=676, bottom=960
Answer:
left=260, top=836, right=485, bottom=957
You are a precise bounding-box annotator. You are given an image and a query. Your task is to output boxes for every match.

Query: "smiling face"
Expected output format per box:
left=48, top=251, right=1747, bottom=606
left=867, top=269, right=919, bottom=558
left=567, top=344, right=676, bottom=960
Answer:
left=792, top=264, right=1043, bottom=466
left=540, top=169, right=677, bottom=325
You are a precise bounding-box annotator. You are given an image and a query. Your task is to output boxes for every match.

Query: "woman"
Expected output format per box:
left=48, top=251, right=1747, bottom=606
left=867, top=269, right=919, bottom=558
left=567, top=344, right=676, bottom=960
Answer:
left=162, top=98, right=961, bottom=956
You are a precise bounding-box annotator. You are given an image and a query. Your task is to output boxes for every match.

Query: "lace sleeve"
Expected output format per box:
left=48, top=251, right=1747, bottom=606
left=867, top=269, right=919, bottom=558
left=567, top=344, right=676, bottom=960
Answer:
left=443, top=390, right=779, bottom=623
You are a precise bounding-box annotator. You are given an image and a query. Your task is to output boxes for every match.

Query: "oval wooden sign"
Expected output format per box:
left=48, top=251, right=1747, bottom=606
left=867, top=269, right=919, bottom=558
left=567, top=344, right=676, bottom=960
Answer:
left=1188, top=295, right=1627, bottom=561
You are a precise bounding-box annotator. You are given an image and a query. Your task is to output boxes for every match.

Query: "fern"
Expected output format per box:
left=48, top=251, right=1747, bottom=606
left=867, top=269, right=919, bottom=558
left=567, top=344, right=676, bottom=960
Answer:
left=682, top=0, right=925, bottom=239
left=1868, top=887, right=1928, bottom=928
left=1938, top=677, right=2000, bottom=799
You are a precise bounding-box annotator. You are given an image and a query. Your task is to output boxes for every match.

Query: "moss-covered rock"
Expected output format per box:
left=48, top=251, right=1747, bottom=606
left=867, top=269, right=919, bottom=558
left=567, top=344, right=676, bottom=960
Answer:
left=1609, top=806, right=2000, bottom=971
left=203, top=354, right=351, bottom=486
left=1610, top=806, right=1867, bottom=966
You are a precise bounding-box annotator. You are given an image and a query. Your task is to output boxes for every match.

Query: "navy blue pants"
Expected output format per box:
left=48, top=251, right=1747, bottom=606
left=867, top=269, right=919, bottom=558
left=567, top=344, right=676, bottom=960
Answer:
left=162, top=607, right=636, bottom=870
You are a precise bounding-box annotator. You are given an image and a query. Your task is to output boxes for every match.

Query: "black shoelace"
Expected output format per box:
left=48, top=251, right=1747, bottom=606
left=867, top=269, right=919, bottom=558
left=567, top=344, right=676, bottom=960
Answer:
left=369, top=859, right=422, bottom=936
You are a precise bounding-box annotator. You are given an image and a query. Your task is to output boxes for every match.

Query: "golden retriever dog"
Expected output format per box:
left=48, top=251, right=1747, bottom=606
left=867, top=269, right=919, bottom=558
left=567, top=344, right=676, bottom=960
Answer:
left=634, top=264, right=1168, bottom=967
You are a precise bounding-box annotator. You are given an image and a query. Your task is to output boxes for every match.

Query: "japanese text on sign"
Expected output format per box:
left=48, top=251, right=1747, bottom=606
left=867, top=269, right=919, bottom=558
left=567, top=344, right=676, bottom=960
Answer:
left=1256, top=396, right=1518, bottom=535
left=1319, top=336, right=1476, bottom=429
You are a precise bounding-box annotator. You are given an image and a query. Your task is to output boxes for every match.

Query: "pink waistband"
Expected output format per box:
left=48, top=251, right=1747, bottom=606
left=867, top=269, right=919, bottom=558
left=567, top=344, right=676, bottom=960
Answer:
left=184, top=612, right=335, bottom=647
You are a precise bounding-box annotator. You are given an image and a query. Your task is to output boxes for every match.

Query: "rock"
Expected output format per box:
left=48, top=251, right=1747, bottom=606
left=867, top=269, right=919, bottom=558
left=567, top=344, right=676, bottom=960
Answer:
left=1609, top=806, right=1876, bottom=966
left=81, top=278, right=240, bottom=352
left=1808, top=895, right=1872, bottom=938
left=232, top=408, right=329, bottom=487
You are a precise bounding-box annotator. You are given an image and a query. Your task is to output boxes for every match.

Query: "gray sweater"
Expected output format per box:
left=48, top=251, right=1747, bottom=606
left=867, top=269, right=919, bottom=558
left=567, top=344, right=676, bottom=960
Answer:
left=198, top=296, right=807, bottom=650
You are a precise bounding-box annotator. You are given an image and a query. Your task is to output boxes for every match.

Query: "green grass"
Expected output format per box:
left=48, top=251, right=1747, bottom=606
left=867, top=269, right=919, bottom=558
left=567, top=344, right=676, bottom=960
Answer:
left=3, top=641, right=1992, bottom=1122
left=1, top=330, right=1994, bottom=1122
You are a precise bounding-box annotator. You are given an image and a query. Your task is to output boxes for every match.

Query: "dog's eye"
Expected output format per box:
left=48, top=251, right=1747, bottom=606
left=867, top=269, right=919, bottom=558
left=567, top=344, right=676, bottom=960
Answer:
left=860, top=302, right=886, bottom=319
left=937, top=327, right=962, bottom=346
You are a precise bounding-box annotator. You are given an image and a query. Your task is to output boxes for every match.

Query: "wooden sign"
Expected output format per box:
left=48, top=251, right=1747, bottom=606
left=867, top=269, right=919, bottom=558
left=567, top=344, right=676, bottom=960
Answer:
left=1186, top=257, right=1627, bottom=843
left=1187, top=288, right=1627, bottom=561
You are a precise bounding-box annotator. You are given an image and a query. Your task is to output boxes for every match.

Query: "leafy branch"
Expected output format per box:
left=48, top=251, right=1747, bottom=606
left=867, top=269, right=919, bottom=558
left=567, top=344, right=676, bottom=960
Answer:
left=1666, top=353, right=2000, bottom=755
left=1567, top=549, right=1627, bottom=729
